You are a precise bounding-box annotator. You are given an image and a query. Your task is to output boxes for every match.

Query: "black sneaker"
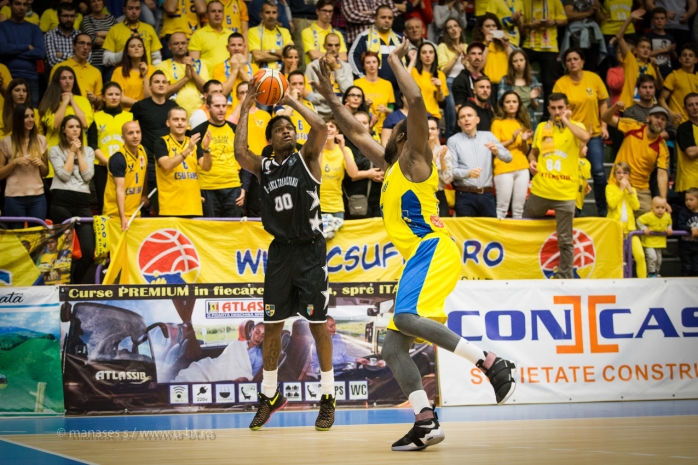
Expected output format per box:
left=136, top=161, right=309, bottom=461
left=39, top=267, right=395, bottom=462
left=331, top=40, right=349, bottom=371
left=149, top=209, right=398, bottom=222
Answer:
left=476, top=351, right=517, bottom=404
left=391, top=408, right=444, bottom=451
left=249, top=388, right=288, bottom=431
left=315, top=394, right=336, bottom=431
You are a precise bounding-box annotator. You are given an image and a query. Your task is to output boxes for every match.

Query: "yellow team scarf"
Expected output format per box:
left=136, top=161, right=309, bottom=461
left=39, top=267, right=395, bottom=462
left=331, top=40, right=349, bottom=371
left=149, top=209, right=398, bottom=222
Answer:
left=366, top=26, right=401, bottom=68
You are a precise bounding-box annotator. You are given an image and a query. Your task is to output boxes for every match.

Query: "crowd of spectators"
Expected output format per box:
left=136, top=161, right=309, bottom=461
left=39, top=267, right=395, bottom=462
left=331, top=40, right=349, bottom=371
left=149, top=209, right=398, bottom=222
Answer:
left=1, top=0, right=698, bottom=278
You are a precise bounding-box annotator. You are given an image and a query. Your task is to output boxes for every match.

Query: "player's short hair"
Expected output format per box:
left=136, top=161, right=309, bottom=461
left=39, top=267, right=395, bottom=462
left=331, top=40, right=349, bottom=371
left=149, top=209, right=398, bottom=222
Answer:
left=316, top=0, right=333, bottom=10
left=228, top=32, right=244, bottom=43
left=613, top=161, right=631, bottom=174
left=353, top=110, right=370, bottom=122
left=57, top=2, right=76, bottom=15
left=686, top=187, right=698, bottom=197
left=149, top=70, right=167, bottom=84
left=684, top=92, right=698, bottom=106
left=261, top=0, right=277, bottom=10
left=473, top=75, right=491, bottom=85
left=206, top=0, right=222, bottom=11
left=637, top=36, right=652, bottom=48
left=102, top=81, right=122, bottom=94
left=203, top=79, right=223, bottom=94
left=563, top=47, right=585, bottom=64
left=375, top=4, right=393, bottom=16
left=266, top=115, right=294, bottom=141
left=548, top=93, right=569, bottom=106
left=167, top=106, right=188, bottom=119
left=73, top=33, right=91, bottom=46
left=651, top=7, right=668, bottom=18
left=288, top=69, right=305, bottom=82
left=206, top=92, right=227, bottom=106
left=360, top=51, right=381, bottom=68
left=236, top=80, right=249, bottom=94
left=680, top=42, right=698, bottom=56
left=637, top=74, right=657, bottom=89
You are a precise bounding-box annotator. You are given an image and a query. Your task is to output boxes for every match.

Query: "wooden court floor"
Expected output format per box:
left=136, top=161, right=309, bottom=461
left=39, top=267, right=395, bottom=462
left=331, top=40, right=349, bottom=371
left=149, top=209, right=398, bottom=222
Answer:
left=4, top=415, right=698, bottom=464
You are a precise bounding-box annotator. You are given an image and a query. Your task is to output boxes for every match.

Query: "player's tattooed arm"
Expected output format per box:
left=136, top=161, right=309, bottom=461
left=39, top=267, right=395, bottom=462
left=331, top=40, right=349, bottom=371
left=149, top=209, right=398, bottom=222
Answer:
left=388, top=37, right=432, bottom=173
left=234, top=89, right=264, bottom=179
left=309, top=58, right=387, bottom=170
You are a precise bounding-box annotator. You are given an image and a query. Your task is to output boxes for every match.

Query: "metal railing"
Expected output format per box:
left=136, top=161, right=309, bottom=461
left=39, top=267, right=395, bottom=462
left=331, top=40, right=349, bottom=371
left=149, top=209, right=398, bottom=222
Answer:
left=0, top=216, right=50, bottom=228
left=623, top=230, right=690, bottom=278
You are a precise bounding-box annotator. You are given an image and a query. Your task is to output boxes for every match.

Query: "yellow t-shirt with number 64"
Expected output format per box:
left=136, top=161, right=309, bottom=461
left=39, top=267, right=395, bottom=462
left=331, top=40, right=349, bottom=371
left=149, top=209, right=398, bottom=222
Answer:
left=531, top=120, right=585, bottom=202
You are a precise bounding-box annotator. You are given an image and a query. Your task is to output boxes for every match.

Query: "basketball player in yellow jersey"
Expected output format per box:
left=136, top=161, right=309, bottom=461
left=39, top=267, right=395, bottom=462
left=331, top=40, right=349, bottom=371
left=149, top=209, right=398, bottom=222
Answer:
left=154, top=107, right=212, bottom=216
left=312, top=38, right=517, bottom=451
left=104, top=121, right=148, bottom=231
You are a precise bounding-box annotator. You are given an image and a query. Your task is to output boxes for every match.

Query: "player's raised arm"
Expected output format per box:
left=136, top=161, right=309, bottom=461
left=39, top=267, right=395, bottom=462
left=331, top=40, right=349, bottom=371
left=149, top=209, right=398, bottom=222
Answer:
left=280, top=93, right=327, bottom=177
left=388, top=38, right=430, bottom=166
left=234, top=89, right=264, bottom=179
left=309, top=59, right=387, bottom=170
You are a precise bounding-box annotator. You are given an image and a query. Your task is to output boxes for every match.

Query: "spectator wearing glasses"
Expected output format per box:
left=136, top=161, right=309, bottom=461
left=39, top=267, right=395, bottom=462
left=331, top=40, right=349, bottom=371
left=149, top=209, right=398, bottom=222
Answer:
left=301, top=0, right=348, bottom=66
left=44, top=2, right=81, bottom=70
left=50, top=33, right=103, bottom=109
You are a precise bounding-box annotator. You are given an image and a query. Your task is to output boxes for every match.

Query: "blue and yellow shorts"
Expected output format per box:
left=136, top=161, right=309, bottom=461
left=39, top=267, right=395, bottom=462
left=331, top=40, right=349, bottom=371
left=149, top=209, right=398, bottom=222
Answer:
left=387, top=233, right=461, bottom=331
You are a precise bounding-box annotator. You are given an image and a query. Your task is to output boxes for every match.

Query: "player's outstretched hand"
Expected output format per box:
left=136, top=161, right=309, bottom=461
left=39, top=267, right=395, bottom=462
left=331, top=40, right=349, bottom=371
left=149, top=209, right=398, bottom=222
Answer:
left=309, top=58, right=335, bottom=99
left=241, top=86, right=261, bottom=112
left=389, top=37, right=411, bottom=62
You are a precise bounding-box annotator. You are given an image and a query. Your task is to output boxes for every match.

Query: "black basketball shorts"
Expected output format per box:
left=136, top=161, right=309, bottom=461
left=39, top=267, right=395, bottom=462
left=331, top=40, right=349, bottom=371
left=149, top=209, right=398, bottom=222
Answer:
left=263, top=236, right=329, bottom=323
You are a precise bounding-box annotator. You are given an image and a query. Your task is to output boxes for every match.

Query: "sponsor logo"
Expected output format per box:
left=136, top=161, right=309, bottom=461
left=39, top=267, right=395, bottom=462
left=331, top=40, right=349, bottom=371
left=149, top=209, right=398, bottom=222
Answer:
left=539, top=229, right=596, bottom=279
left=307, top=304, right=314, bottom=316
left=448, top=295, right=698, bottom=354
left=265, top=304, right=275, bottom=317
left=205, top=299, right=264, bottom=318
left=95, top=371, right=149, bottom=382
left=137, top=229, right=201, bottom=284
left=0, top=290, right=23, bottom=302
left=430, top=215, right=444, bottom=228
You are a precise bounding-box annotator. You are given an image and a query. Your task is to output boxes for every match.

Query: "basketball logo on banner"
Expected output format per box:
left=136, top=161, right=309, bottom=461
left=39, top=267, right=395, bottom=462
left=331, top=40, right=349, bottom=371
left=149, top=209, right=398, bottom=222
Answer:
left=539, top=229, right=596, bottom=279
left=137, top=229, right=201, bottom=284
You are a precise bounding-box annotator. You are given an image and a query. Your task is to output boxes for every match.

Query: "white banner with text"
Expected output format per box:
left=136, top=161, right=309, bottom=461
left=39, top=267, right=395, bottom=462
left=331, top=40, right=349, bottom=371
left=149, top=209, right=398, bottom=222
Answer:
left=439, top=279, right=698, bottom=405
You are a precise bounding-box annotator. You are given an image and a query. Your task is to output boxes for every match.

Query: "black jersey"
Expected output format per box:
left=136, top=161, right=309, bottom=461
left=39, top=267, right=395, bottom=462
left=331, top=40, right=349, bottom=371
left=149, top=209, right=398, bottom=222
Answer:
left=259, top=151, right=323, bottom=241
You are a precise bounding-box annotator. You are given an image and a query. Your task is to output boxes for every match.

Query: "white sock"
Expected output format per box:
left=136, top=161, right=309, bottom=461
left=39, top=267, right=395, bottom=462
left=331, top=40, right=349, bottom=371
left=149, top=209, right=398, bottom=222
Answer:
left=408, top=390, right=431, bottom=415
left=454, top=338, right=486, bottom=365
left=320, top=370, right=335, bottom=396
left=261, top=369, right=278, bottom=397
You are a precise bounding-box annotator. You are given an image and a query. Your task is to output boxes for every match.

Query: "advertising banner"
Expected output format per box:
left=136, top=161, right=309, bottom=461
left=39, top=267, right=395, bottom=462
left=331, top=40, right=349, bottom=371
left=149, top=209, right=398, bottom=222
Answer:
left=439, top=279, right=698, bottom=405
left=0, top=286, right=64, bottom=415
left=104, top=217, right=622, bottom=285
left=0, top=223, right=75, bottom=286
left=59, top=283, right=434, bottom=415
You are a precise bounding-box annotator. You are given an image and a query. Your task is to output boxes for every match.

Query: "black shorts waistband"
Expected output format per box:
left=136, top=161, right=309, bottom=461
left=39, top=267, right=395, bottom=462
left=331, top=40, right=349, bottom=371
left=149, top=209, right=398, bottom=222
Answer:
left=272, top=235, right=323, bottom=245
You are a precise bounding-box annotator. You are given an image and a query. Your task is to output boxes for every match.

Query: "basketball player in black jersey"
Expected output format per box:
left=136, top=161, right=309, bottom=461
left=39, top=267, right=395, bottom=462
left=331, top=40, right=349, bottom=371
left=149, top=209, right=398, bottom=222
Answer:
left=234, top=87, right=336, bottom=432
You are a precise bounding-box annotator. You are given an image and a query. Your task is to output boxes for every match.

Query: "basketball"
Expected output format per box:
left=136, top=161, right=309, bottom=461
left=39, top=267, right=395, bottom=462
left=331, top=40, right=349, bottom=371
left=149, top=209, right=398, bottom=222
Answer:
left=137, top=228, right=201, bottom=284
left=252, top=69, right=288, bottom=106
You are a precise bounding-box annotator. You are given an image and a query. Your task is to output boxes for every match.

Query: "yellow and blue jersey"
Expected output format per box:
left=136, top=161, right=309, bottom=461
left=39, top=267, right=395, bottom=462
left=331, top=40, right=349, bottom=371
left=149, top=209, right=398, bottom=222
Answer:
left=380, top=160, right=448, bottom=258
left=381, top=160, right=460, bottom=329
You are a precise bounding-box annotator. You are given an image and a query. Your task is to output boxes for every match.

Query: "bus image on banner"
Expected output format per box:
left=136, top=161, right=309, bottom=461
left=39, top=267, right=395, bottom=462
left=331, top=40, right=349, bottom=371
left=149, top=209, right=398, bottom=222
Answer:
left=59, top=283, right=435, bottom=415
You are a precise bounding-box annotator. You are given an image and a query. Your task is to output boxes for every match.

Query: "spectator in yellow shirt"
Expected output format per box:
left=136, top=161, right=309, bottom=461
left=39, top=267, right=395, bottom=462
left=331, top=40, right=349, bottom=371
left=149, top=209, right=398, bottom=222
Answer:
left=553, top=47, right=610, bottom=216
left=274, top=70, right=314, bottom=145
left=112, top=36, right=156, bottom=110
left=354, top=52, right=395, bottom=138
left=50, top=33, right=104, bottom=109
left=660, top=43, right=698, bottom=126
left=188, top=1, right=234, bottom=75
left=407, top=43, right=448, bottom=120
left=491, top=91, right=532, bottom=219
left=102, top=0, right=163, bottom=68
left=156, top=32, right=209, bottom=116
left=248, top=1, right=293, bottom=71
left=39, top=2, right=83, bottom=32
left=615, top=8, right=663, bottom=110
left=213, top=32, right=258, bottom=109
left=300, top=0, right=347, bottom=65
left=637, top=196, right=673, bottom=277
left=475, top=13, right=515, bottom=102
